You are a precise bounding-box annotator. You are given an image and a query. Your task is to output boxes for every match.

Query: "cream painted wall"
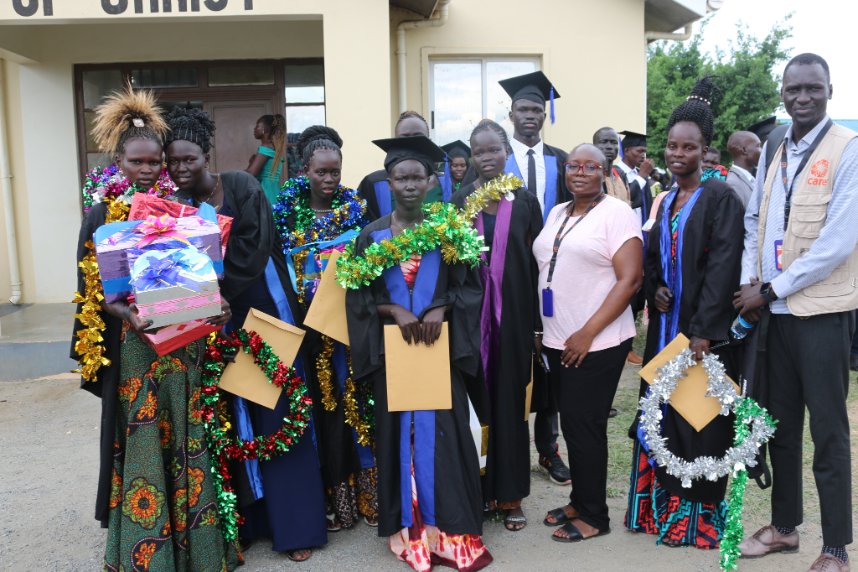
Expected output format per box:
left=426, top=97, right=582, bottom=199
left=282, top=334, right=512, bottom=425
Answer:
left=0, top=0, right=391, bottom=303
left=390, top=0, right=648, bottom=156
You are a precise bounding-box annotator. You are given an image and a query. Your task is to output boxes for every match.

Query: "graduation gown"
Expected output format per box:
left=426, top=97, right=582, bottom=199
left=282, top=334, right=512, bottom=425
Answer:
left=452, top=184, right=542, bottom=504
left=345, top=216, right=486, bottom=537
left=634, top=177, right=745, bottom=502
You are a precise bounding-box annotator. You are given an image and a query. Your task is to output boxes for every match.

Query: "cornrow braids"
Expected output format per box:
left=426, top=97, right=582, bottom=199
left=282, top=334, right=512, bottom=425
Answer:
left=395, top=110, right=430, bottom=133
left=164, top=107, right=216, bottom=153
left=297, top=125, right=343, bottom=167
left=667, top=76, right=719, bottom=145
left=469, top=118, right=510, bottom=151
left=91, top=85, right=167, bottom=155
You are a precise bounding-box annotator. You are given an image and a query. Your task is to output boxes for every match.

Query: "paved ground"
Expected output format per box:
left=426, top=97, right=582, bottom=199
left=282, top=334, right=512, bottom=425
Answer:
left=1, top=303, right=856, bottom=571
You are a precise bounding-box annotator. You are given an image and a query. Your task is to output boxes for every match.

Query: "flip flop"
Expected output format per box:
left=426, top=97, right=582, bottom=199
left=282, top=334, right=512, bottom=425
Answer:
left=551, top=521, right=611, bottom=543
left=286, top=548, right=312, bottom=562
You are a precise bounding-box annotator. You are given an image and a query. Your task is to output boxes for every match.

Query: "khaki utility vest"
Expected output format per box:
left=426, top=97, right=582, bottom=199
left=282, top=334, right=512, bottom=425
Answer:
left=757, top=123, right=858, bottom=316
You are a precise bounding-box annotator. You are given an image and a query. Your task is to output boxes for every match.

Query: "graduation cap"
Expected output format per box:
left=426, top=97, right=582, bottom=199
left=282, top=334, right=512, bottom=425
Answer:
left=441, top=140, right=471, bottom=160
left=498, top=71, right=560, bottom=124
left=619, top=130, right=647, bottom=150
left=747, top=116, right=778, bottom=141
left=373, top=135, right=445, bottom=173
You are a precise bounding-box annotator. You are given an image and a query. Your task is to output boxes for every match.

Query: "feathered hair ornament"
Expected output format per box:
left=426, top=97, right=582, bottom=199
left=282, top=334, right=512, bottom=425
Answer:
left=90, top=85, right=168, bottom=154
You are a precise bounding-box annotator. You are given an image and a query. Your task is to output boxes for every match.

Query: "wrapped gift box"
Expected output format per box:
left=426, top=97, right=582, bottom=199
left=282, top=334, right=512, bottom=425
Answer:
left=95, top=214, right=222, bottom=303
left=130, top=247, right=221, bottom=328
left=129, top=193, right=232, bottom=254
left=140, top=319, right=221, bottom=357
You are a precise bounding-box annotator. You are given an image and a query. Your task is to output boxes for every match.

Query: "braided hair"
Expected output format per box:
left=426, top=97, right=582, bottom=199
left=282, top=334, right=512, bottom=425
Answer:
left=258, top=114, right=287, bottom=176
left=395, top=111, right=430, bottom=136
left=667, top=76, right=719, bottom=145
left=164, top=107, right=216, bottom=153
left=469, top=118, right=511, bottom=153
left=297, top=125, right=343, bottom=168
left=90, top=85, right=167, bottom=155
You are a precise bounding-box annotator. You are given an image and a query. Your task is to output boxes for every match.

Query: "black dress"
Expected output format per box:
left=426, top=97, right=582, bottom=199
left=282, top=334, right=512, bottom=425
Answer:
left=452, top=184, right=542, bottom=505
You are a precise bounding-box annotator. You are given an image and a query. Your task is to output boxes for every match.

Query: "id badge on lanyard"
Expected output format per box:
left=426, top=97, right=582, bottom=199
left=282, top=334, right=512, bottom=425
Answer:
left=542, top=287, right=554, bottom=317
left=774, top=239, right=783, bottom=271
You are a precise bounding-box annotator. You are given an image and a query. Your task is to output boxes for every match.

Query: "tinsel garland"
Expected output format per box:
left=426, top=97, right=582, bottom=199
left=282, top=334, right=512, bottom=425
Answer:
left=461, top=173, right=522, bottom=221
left=335, top=202, right=487, bottom=290
left=199, top=329, right=313, bottom=542
left=638, top=350, right=776, bottom=571
left=81, top=164, right=176, bottom=213
left=719, top=398, right=777, bottom=571
left=72, top=167, right=176, bottom=382
left=314, top=335, right=375, bottom=447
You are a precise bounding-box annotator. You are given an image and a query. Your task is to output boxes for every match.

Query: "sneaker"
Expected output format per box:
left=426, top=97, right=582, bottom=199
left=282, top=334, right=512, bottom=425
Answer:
left=538, top=451, right=571, bottom=485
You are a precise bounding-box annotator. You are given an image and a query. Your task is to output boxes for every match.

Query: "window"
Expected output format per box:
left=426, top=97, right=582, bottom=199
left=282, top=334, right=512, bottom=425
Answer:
left=284, top=63, right=326, bottom=135
left=429, top=57, right=538, bottom=145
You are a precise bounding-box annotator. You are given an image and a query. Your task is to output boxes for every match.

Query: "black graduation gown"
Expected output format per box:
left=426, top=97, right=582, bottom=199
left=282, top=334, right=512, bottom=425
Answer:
left=345, top=216, right=486, bottom=537
left=634, top=178, right=745, bottom=502
left=357, top=169, right=389, bottom=222
left=627, top=174, right=653, bottom=314
left=452, top=184, right=542, bottom=504
left=71, top=202, right=124, bottom=526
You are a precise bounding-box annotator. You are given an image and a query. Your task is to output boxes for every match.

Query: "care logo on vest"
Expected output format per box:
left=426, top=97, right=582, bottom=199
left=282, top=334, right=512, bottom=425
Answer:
left=808, top=159, right=830, bottom=186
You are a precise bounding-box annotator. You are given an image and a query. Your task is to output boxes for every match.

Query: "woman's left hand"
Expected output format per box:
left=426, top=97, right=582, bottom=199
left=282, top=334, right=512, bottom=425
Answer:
left=689, top=336, right=710, bottom=360
left=421, top=307, right=446, bottom=346
left=206, top=298, right=232, bottom=326
left=561, top=328, right=595, bottom=368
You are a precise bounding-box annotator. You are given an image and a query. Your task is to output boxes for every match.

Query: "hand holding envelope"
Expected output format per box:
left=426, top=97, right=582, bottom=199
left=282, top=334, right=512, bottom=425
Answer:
left=383, top=323, right=452, bottom=412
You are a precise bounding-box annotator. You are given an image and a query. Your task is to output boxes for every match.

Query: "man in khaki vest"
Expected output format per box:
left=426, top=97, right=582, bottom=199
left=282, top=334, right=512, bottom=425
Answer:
left=734, top=53, right=858, bottom=572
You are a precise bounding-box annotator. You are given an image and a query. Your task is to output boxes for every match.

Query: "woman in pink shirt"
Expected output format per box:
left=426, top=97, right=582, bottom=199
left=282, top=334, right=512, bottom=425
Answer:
left=534, top=143, right=643, bottom=542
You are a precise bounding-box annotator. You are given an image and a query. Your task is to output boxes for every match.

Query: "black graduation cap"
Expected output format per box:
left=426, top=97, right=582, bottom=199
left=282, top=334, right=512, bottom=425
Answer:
left=441, top=140, right=471, bottom=159
left=498, top=71, right=560, bottom=123
left=747, top=116, right=778, bottom=140
left=619, top=130, right=647, bottom=150
left=373, top=135, right=446, bottom=173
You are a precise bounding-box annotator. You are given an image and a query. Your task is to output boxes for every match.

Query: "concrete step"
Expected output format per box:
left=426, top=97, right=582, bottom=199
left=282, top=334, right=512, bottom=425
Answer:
left=0, top=303, right=78, bottom=381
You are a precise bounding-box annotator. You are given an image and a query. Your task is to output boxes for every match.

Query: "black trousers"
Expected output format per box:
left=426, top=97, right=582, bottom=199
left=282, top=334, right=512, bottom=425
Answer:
left=767, top=311, right=854, bottom=546
left=545, top=338, right=631, bottom=531
left=534, top=406, right=559, bottom=457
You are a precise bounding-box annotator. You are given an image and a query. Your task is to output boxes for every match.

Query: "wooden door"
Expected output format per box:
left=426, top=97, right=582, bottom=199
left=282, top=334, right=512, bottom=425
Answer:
left=205, top=99, right=273, bottom=173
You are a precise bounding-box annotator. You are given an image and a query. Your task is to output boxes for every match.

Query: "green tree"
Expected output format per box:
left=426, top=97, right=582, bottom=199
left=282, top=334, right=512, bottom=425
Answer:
left=646, top=17, right=792, bottom=167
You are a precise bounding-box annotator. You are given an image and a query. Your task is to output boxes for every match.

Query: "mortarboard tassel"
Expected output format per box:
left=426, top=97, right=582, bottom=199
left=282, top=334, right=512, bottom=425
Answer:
left=550, top=86, right=556, bottom=125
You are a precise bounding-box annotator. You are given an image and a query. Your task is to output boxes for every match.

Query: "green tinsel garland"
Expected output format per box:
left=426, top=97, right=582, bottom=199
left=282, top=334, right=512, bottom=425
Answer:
left=335, top=201, right=486, bottom=290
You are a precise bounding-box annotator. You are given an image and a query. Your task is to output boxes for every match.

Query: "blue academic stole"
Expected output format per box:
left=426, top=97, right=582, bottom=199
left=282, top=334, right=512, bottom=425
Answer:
left=371, top=228, right=442, bottom=527
left=373, top=179, right=392, bottom=217
left=505, top=152, right=558, bottom=223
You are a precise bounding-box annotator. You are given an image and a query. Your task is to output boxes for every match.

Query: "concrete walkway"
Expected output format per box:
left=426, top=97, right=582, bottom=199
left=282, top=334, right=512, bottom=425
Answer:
left=0, top=303, right=78, bottom=381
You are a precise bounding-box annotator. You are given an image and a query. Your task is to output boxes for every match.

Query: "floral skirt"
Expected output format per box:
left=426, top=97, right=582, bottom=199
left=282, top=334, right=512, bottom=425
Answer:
left=104, top=332, right=240, bottom=572
left=389, top=467, right=492, bottom=572
left=328, top=467, right=379, bottom=528
left=625, top=440, right=727, bottom=549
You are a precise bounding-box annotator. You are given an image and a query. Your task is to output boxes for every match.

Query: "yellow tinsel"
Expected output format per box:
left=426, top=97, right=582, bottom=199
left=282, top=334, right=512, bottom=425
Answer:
left=343, top=375, right=372, bottom=447
left=316, top=335, right=338, bottom=412
left=71, top=197, right=130, bottom=382
left=462, top=173, right=523, bottom=221
left=315, top=335, right=373, bottom=447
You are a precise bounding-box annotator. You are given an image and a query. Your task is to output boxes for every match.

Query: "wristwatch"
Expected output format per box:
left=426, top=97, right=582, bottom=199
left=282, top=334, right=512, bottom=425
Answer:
left=760, top=282, right=779, bottom=303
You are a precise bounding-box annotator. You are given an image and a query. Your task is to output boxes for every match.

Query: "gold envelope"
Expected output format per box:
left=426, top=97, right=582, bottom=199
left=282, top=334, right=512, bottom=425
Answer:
left=303, top=250, right=350, bottom=345
left=383, top=323, right=452, bottom=412
left=640, top=333, right=741, bottom=432
left=219, top=308, right=306, bottom=410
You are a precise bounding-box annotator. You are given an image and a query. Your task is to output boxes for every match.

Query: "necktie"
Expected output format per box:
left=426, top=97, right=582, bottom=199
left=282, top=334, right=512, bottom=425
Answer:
left=527, top=148, right=537, bottom=196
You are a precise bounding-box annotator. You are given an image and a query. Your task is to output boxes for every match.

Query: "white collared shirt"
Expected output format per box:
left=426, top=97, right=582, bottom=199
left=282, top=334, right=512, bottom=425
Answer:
left=731, top=163, right=755, bottom=185
left=510, top=137, right=546, bottom=211
left=613, top=160, right=645, bottom=222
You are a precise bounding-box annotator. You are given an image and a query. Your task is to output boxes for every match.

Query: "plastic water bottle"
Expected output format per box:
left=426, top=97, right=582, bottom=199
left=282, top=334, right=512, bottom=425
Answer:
left=730, top=315, right=755, bottom=341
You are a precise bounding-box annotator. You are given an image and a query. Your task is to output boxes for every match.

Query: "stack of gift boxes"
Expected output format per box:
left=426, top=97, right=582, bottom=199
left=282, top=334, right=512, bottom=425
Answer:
left=94, top=194, right=233, bottom=355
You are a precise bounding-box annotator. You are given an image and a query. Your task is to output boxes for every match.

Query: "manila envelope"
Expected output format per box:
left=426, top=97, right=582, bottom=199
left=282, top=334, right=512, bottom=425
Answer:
left=219, top=308, right=306, bottom=410
left=640, top=333, right=741, bottom=432
left=303, top=249, right=350, bottom=345
left=383, top=323, right=451, bottom=412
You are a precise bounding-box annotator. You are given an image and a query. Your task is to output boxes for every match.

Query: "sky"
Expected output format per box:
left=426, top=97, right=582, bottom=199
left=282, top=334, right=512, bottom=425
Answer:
left=696, top=0, right=858, bottom=119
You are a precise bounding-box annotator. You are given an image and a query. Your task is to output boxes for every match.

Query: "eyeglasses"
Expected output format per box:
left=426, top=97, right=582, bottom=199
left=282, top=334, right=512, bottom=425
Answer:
left=564, top=161, right=602, bottom=174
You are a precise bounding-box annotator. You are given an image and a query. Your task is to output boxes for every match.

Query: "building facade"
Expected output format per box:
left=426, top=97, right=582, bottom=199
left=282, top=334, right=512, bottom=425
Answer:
left=0, top=0, right=709, bottom=303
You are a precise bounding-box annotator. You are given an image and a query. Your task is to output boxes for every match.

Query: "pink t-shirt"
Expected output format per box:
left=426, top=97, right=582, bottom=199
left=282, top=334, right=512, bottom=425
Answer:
left=532, top=195, right=643, bottom=352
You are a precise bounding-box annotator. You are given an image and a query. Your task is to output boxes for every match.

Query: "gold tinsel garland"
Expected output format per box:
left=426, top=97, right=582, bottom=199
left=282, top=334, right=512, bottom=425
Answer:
left=72, top=200, right=130, bottom=382
left=462, top=173, right=523, bottom=221
left=314, top=334, right=372, bottom=447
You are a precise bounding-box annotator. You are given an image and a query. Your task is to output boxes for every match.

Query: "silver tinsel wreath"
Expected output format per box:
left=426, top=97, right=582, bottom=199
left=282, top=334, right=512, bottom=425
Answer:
left=638, top=349, right=776, bottom=488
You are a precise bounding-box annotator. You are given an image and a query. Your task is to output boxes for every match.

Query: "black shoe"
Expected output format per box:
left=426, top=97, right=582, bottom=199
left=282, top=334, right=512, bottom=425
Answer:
left=851, top=354, right=858, bottom=372
left=608, top=407, right=618, bottom=418
left=538, top=451, right=571, bottom=485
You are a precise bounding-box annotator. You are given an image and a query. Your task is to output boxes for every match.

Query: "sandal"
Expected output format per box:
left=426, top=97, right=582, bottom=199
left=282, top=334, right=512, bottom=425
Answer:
left=503, top=508, right=527, bottom=532
left=543, top=505, right=578, bottom=527
left=326, top=513, right=341, bottom=532
left=551, top=520, right=610, bottom=543
left=363, top=515, right=379, bottom=527
left=286, top=548, right=312, bottom=562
